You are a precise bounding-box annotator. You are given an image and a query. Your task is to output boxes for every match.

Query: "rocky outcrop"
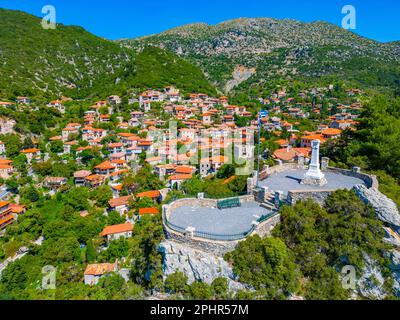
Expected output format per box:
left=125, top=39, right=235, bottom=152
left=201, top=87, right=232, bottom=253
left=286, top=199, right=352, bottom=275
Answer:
left=224, top=65, right=256, bottom=92
left=159, top=240, right=246, bottom=291
left=356, top=251, right=400, bottom=299
left=357, top=254, right=387, bottom=299
left=388, top=250, right=400, bottom=297
left=354, top=185, right=400, bottom=227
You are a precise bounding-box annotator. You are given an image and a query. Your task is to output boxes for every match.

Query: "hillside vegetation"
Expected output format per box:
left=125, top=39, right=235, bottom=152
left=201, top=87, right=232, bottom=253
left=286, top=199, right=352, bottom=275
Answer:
left=0, top=9, right=216, bottom=100
left=123, top=18, right=400, bottom=96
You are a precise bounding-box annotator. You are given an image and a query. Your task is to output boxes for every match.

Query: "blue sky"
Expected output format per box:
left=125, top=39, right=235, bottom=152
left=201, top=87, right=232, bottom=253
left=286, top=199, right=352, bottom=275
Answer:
left=1, top=0, right=399, bottom=42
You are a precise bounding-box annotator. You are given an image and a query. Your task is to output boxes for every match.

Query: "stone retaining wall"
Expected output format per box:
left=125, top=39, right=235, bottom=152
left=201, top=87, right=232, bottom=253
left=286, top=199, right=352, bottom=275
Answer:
left=254, top=214, right=281, bottom=238
left=164, top=225, right=238, bottom=256
left=287, top=189, right=336, bottom=206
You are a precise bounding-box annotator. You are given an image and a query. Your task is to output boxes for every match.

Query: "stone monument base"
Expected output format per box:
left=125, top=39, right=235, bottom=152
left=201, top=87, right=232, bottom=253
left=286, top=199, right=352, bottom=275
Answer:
left=301, top=176, right=328, bottom=186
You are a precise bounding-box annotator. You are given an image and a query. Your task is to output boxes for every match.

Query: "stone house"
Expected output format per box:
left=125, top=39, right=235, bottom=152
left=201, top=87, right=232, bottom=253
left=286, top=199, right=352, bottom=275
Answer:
left=99, top=223, right=133, bottom=242
left=84, top=261, right=118, bottom=286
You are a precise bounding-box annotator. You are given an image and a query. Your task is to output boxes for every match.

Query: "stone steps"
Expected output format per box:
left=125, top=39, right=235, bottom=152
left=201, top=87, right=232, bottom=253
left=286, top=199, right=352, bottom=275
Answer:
left=261, top=201, right=275, bottom=210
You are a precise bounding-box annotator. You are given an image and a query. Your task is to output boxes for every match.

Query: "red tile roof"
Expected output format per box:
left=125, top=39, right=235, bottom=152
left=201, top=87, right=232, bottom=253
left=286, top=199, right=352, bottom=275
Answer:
left=84, top=262, right=116, bottom=276
left=100, top=223, right=133, bottom=237
left=108, top=195, right=132, bottom=208
left=138, top=207, right=160, bottom=215
left=168, top=174, right=192, bottom=181
left=95, top=161, right=115, bottom=170
left=21, top=148, right=40, bottom=154
left=136, top=190, right=161, bottom=199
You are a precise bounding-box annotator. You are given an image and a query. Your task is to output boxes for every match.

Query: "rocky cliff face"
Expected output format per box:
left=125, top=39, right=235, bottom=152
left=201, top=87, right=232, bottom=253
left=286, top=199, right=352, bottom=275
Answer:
left=224, top=65, right=256, bottom=92
left=353, top=185, right=400, bottom=227
left=357, top=254, right=388, bottom=299
left=389, top=250, right=400, bottom=297
left=158, top=240, right=246, bottom=291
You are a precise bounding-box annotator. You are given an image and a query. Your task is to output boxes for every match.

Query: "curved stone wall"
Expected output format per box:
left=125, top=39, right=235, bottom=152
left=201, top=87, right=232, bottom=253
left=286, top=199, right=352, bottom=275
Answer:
left=163, top=195, right=280, bottom=256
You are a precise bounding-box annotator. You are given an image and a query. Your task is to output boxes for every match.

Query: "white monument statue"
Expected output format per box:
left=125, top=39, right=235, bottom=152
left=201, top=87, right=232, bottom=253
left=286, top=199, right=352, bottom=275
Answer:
left=301, top=140, right=327, bottom=186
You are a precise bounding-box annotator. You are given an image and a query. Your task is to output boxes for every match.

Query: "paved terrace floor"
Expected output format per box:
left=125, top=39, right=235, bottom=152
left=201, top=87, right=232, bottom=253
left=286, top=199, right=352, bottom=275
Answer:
left=259, top=169, right=366, bottom=195
left=169, top=202, right=272, bottom=235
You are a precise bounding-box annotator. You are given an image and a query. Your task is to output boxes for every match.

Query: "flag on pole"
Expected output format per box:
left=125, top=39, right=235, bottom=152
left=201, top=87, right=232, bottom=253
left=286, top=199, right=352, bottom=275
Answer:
left=259, top=110, right=268, bottom=126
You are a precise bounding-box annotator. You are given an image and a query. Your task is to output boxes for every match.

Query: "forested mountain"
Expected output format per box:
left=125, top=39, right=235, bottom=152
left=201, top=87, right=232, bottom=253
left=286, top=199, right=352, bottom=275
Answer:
left=122, top=18, right=400, bottom=95
left=0, top=9, right=216, bottom=100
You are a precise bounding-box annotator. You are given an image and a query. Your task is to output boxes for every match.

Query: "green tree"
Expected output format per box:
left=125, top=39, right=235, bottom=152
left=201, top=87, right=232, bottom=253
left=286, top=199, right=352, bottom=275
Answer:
left=92, top=185, right=113, bottom=208
left=190, top=282, right=213, bottom=300
left=211, top=277, right=229, bottom=300
left=225, top=236, right=299, bottom=299
left=20, top=185, right=40, bottom=203
left=49, top=140, right=64, bottom=154
left=165, top=271, right=188, bottom=295
left=85, top=240, right=97, bottom=263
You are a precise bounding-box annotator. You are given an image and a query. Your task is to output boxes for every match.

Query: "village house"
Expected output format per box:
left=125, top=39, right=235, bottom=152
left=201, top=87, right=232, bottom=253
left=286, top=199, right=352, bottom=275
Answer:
left=21, top=148, right=41, bottom=163
left=99, top=114, right=111, bottom=123
left=0, top=159, right=13, bottom=179
left=74, top=170, right=92, bottom=186
left=0, top=141, right=6, bottom=156
left=62, top=127, right=79, bottom=141
left=300, top=134, right=326, bottom=148
left=108, top=142, right=124, bottom=154
left=84, top=261, right=118, bottom=286
left=136, top=190, right=162, bottom=203
left=84, top=174, right=106, bottom=188
left=168, top=174, right=192, bottom=189
left=273, top=147, right=311, bottom=163
left=94, top=161, right=116, bottom=176
left=321, top=128, right=342, bottom=140
left=100, top=222, right=133, bottom=242
left=108, top=95, right=121, bottom=105
left=330, top=120, right=353, bottom=130
left=48, top=100, right=65, bottom=113
left=0, top=101, right=15, bottom=107
left=200, top=155, right=229, bottom=177
left=43, top=177, right=67, bottom=190
left=0, top=201, right=15, bottom=230
left=63, top=140, right=78, bottom=154
left=108, top=195, right=132, bottom=215
left=111, top=184, right=123, bottom=198
left=16, top=96, right=31, bottom=105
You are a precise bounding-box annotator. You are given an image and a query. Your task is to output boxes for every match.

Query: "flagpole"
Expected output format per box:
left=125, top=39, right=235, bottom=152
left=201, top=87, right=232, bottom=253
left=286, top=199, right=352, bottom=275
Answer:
left=257, top=111, right=261, bottom=188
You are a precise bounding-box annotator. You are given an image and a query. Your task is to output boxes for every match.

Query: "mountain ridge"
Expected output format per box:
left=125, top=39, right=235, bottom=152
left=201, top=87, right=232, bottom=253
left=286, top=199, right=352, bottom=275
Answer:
left=0, top=9, right=216, bottom=100
left=121, top=17, right=400, bottom=95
